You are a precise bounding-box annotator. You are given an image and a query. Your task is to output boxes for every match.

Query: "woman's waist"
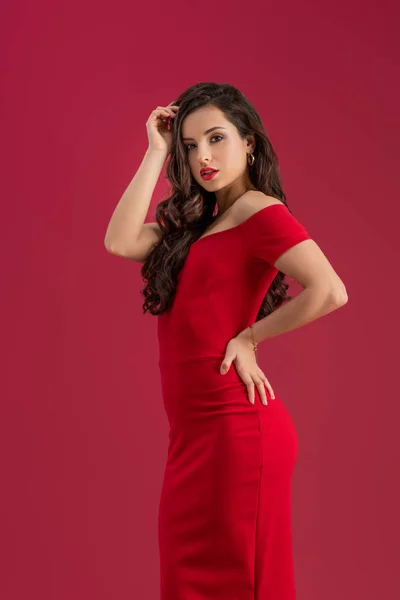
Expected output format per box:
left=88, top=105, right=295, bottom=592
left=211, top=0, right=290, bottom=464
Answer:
left=157, top=312, right=252, bottom=362
left=157, top=339, right=228, bottom=366
left=159, top=356, right=247, bottom=401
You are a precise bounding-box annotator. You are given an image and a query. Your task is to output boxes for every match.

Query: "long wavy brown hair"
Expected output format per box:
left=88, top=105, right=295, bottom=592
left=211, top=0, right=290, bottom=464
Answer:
left=141, top=81, right=296, bottom=319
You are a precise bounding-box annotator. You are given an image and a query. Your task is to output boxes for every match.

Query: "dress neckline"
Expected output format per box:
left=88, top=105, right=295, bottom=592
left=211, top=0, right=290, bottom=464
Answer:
left=193, top=202, right=285, bottom=245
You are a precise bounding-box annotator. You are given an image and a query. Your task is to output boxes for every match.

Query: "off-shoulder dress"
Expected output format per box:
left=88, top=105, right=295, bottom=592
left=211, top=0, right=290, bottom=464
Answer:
left=157, top=203, right=312, bottom=600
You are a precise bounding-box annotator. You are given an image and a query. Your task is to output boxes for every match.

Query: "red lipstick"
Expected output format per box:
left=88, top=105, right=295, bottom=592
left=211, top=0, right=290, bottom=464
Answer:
left=200, top=168, right=219, bottom=180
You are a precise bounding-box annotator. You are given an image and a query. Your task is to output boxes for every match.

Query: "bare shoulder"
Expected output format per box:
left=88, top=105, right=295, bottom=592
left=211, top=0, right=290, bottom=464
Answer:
left=232, top=191, right=285, bottom=225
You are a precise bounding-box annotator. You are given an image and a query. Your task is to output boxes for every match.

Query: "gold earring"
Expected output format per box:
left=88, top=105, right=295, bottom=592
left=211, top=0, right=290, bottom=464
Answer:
left=247, top=153, right=255, bottom=166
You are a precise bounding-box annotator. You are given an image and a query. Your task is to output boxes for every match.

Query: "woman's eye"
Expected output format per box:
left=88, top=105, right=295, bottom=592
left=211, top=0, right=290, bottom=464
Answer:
left=185, top=135, right=223, bottom=151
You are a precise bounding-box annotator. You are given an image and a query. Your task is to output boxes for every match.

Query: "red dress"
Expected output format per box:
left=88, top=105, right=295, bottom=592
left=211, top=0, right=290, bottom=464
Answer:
left=157, top=203, right=312, bottom=600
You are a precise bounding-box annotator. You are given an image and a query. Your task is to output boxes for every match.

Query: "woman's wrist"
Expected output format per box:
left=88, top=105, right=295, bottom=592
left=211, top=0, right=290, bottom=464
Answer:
left=237, top=325, right=258, bottom=352
left=249, top=324, right=258, bottom=352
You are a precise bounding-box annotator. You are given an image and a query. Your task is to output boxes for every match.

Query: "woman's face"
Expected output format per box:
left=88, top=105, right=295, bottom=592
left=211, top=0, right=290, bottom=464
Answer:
left=180, top=105, right=255, bottom=192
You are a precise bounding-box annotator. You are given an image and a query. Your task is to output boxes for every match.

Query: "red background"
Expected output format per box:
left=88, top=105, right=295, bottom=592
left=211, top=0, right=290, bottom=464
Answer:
left=1, top=1, right=399, bottom=598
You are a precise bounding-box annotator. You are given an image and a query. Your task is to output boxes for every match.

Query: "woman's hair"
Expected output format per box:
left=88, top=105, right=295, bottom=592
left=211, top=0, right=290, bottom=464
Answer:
left=141, top=81, right=295, bottom=319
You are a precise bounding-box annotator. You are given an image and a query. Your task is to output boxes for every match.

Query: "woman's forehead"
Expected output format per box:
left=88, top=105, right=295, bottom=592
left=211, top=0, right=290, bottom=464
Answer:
left=181, top=107, right=231, bottom=139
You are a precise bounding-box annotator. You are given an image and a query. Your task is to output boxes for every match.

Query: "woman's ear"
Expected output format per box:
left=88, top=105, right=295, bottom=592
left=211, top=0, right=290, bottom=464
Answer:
left=246, top=135, right=256, bottom=153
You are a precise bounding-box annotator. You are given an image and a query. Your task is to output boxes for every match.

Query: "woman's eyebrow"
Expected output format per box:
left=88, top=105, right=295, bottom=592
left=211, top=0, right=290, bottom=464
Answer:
left=182, top=126, right=227, bottom=141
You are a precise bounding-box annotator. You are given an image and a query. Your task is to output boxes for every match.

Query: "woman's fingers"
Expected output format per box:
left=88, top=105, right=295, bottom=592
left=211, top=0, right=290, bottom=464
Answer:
left=154, top=106, right=178, bottom=120
left=246, top=377, right=267, bottom=406
left=243, top=373, right=275, bottom=406
left=255, top=377, right=268, bottom=406
left=257, top=368, right=275, bottom=401
left=156, top=106, right=179, bottom=129
left=241, top=374, right=255, bottom=405
left=158, top=110, right=175, bottom=120
left=237, top=363, right=275, bottom=407
left=263, top=376, right=275, bottom=400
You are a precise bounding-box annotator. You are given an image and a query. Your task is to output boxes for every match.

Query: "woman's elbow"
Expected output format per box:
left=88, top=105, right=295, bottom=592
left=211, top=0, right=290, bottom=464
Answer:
left=329, top=282, right=349, bottom=307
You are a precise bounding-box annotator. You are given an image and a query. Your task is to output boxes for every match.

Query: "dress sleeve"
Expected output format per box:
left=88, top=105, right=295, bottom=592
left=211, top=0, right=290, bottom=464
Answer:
left=242, top=203, right=312, bottom=266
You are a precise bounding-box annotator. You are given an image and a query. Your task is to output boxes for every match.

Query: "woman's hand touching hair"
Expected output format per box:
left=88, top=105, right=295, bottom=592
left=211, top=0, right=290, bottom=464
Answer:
left=146, top=101, right=179, bottom=155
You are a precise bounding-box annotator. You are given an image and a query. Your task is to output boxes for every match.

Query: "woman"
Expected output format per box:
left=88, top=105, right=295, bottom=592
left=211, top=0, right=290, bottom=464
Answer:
left=105, top=82, right=348, bottom=600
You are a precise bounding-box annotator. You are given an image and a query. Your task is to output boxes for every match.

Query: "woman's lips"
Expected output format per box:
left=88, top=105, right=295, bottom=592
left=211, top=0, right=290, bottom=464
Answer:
left=200, top=170, right=219, bottom=180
